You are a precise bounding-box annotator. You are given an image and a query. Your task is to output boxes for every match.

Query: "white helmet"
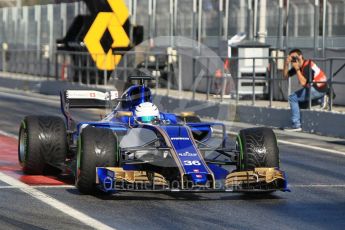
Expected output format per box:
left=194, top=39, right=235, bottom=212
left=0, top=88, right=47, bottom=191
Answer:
left=135, top=102, right=160, bottom=123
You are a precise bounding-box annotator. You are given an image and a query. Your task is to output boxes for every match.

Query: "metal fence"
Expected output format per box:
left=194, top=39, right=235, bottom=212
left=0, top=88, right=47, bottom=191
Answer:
left=1, top=0, right=345, bottom=55
left=0, top=2, right=86, bottom=53
left=2, top=48, right=345, bottom=112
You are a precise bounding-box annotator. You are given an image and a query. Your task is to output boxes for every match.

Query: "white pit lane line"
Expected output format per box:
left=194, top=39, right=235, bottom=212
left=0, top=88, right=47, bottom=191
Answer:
left=289, top=184, right=345, bottom=188
left=277, top=139, right=345, bottom=156
left=0, top=185, right=76, bottom=189
left=0, top=130, right=116, bottom=229
left=0, top=185, right=75, bottom=189
left=0, top=130, right=18, bottom=139
left=0, top=172, right=116, bottom=230
left=214, top=129, right=345, bottom=156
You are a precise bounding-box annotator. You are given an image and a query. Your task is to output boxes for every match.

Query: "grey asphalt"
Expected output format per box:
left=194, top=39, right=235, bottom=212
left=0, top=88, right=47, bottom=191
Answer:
left=0, top=188, right=93, bottom=230
left=0, top=89, right=345, bottom=230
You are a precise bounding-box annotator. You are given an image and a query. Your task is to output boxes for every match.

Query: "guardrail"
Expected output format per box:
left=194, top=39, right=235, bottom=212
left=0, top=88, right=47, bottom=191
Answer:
left=191, top=55, right=345, bottom=112
left=0, top=49, right=51, bottom=78
left=1, top=48, right=345, bottom=112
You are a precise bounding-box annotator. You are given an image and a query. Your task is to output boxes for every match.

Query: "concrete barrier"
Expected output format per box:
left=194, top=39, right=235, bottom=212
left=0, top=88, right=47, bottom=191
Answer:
left=0, top=76, right=344, bottom=138
left=154, top=95, right=345, bottom=138
left=301, top=110, right=345, bottom=138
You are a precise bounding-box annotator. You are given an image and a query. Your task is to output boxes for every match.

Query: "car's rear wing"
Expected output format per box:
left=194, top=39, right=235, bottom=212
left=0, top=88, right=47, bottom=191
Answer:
left=60, top=90, right=120, bottom=130
left=62, top=90, right=119, bottom=109
left=129, top=75, right=154, bottom=85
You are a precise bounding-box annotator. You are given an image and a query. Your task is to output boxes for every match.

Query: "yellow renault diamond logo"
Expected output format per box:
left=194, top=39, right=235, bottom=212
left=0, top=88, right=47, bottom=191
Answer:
left=84, top=0, right=130, bottom=70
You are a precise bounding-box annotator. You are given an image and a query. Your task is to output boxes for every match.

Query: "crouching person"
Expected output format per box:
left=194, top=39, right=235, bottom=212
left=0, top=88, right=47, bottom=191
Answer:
left=283, top=49, right=328, bottom=131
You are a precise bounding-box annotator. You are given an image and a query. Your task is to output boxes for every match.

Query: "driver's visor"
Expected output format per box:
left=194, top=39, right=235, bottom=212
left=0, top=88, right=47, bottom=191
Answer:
left=139, top=116, right=155, bottom=123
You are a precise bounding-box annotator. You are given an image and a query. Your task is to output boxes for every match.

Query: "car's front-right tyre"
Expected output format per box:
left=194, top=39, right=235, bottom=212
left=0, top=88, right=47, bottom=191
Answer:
left=76, top=126, right=118, bottom=195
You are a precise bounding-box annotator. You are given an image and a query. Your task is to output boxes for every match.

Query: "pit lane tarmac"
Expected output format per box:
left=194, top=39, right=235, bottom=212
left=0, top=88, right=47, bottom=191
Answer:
left=0, top=90, right=345, bottom=230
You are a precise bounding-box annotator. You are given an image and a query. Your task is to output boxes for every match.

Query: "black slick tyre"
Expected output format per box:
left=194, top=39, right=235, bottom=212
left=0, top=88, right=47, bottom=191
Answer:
left=76, top=127, right=117, bottom=195
left=18, top=116, right=67, bottom=175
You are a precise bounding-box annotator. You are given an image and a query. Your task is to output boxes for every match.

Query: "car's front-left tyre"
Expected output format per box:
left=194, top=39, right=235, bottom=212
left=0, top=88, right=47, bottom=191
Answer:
left=18, top=116, right=67, bottom=175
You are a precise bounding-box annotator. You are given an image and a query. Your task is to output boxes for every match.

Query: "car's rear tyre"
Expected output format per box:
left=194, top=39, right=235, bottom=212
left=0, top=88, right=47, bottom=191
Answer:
left=236, top=127, right=279, bottom=171
left=18, top=116, right=67, bottom=175
left=177, top=112, right=201, bottom=123
left=76, top=127, right=117, bottom=195
left=178, top=113, right=212, bottom=141
left=183, top=115, right=201, bottom=123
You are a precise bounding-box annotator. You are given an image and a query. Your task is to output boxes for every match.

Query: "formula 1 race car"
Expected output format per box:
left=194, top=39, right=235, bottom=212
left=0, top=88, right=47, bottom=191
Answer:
left=18, top=76, right=288, bottom=195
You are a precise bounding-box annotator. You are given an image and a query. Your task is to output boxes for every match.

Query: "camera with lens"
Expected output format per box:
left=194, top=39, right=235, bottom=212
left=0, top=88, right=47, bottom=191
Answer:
left=291, top=56, right=299, bottom=63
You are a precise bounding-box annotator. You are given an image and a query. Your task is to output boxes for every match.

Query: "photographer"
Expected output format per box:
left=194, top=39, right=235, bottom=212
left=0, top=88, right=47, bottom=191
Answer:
left=283, top=49, right=328, bottom=131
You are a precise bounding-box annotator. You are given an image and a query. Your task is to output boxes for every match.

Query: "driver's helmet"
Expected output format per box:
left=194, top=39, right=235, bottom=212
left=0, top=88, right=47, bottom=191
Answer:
left=135, top=102, right=160, bottom=123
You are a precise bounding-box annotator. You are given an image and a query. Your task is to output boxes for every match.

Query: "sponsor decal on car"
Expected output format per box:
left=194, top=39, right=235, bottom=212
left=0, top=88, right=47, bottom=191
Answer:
left=178, top=152, right=197, bottom=157
left=171, top=137, right=190, bottom=141
left=67, top=90, right=118, bottom=100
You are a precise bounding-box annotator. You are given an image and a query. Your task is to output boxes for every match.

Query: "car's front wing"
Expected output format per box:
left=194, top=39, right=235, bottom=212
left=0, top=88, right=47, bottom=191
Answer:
left=96, top=167, right=290, bottom=193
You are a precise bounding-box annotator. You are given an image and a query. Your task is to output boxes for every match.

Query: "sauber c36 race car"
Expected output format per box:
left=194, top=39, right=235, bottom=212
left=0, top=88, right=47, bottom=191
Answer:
left=18, top=76, right=288, bottom=195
